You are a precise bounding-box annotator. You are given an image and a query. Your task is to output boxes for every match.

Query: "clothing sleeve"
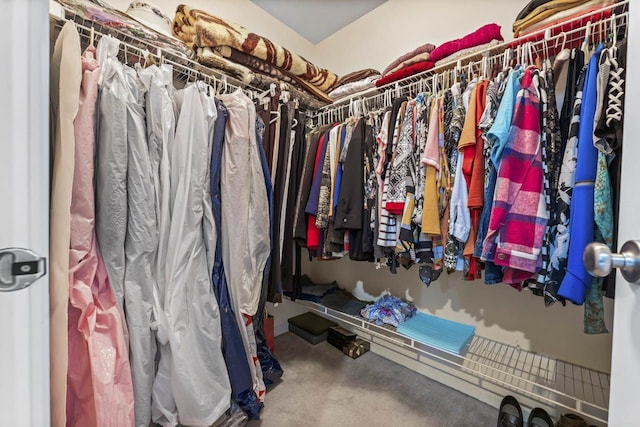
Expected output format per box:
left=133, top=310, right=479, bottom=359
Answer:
left=482, top=73, right=546, bottom=273
left=334, top=120, right=365, bottom=230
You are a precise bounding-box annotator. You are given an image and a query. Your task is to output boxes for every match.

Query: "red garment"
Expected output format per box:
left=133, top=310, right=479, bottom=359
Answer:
left=468, top=81, right=489, bottom=209
left=508, top=9, right=612, bottom=56
left=382, top=42, right=436, bottom=76
left=429, top=23, right=504, bottom=63
left=67, top=47, right=135, bottom=426
left=462, top=82, right=488, bottom=280
left=306, top=131, right=331, bottom=251
left=481, top=69, right=546, bottom=278
left=375, top=61, right=435, bottom=87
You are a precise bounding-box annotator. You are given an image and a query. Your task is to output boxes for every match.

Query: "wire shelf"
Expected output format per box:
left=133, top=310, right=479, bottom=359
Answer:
left=315, top=0, right=629, bottom=122
left=50, top=3, right=327, bottom=108
left=292, top=299, right=610, bottom=424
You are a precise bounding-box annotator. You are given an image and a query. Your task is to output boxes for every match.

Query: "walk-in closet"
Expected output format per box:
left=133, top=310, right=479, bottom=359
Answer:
left=1, top=0, right=639, bottom=426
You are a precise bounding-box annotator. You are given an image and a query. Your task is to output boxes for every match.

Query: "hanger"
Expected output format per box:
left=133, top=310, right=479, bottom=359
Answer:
left=581, top=21, right=592, bottom=53
left=89, top=26, right=95, bottom=48
left=502, top=47, right=511, bottom=71
left=611, top=13, right=618, bottom=46
left=269, top=107, right=281, bottom=124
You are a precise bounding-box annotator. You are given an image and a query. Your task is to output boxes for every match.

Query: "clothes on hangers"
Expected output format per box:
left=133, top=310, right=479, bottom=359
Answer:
left=299, top=31, right=625, bottom=324
left=54, top=21, right=289, bottom=425
left=50, top=20, right=82, bottom=427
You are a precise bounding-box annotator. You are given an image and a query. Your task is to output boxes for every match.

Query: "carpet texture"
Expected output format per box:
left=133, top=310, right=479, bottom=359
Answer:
left=247, top=332, right=496, bottom=426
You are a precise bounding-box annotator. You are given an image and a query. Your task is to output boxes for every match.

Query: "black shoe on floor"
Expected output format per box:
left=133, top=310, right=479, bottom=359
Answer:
left=527, top=408, right=554, bottom=427
left=497, top=395, right=524, bottom=427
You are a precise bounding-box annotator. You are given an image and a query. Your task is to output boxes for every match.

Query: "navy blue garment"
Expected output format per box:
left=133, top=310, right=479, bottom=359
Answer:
left=211, top=99, right=262, bottom=419
left=253, top=116, right=283, bottom=387
left=474, top=162, right=503, bottom=284
left=558, top=45, right=604, bottom=305
left=305, top=130, right=330, bottom=216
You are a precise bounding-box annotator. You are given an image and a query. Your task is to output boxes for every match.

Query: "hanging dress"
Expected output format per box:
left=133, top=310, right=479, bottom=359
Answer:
left=163, top=83, right=231, bottom=426
left=68, top=37, right=135, bottom=427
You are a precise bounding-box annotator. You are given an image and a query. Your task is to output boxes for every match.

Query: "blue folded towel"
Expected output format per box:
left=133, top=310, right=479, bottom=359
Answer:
left=397, top=312, right=475, bottom=355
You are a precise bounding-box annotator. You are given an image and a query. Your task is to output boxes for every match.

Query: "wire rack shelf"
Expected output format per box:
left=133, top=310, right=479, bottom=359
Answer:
left=292, top=299, right=610, bottom=424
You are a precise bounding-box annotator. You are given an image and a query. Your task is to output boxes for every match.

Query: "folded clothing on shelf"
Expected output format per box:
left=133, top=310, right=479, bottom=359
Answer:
left=433, top=40, right=502, bottom=67
left=513, top=0, right=593, bottom=34
left=428, top=23, right=504, bottom=63
left=334, top=68, right=381, bottom=89
left=515, top=0, right=616, bottom=37
left=320, top=289, right=368, bottom=316
left=384, top=51, right=433, bottom=77
left=329, top=75, right=380, bottom=100
left=215, top=46, right=334, bottom=104
left=375, top=60, right=435, bottom=87
left=173, top=4, right=338, bottom=93
left=397, top=312, right=475, bottom=355
left=382, top=42, right=436, bottom=76
left=284, top=274, right=338, bottom=303
left=360, top=295, right=417, bottom=327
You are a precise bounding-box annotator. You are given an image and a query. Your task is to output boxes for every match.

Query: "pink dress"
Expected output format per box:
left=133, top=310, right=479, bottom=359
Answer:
left=67, top=46, right=135, bottom=426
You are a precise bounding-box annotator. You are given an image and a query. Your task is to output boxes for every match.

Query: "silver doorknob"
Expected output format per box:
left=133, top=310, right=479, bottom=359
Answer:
left=583, top=240, right=640, bottom=283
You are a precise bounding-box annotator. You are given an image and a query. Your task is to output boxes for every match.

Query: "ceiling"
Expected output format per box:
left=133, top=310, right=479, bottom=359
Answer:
left=250, top=0, right=388, bottom=44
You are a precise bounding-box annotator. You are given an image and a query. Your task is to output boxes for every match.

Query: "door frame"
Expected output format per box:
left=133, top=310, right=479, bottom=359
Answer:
left=0, top=0, right=51, bottom=425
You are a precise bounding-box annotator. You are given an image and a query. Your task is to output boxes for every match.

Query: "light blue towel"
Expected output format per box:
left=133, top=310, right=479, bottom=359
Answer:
left=397, top=312, right=475, bottom=355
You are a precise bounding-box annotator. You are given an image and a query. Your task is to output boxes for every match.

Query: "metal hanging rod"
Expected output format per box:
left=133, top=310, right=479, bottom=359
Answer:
left=316, top=0, right=629, bottom=118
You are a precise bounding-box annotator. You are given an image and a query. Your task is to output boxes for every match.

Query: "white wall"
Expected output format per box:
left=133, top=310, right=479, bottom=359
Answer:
left=304, top=258, right=613, bottom=373
left=312, top=0, right=525, bottom=76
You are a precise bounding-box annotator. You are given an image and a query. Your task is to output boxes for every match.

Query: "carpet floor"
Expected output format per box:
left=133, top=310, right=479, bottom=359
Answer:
left=247, top=332, right=497, bottom=427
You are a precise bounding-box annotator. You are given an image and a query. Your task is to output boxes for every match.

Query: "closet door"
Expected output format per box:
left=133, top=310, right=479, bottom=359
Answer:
left=608, top=5, right=640, bottom=425
left=0, top=0, right=50, bottom=425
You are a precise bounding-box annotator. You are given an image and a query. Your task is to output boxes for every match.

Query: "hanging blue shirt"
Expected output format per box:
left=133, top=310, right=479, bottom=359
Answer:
left=559, top=45, right=604, bottom=305
left=488, top=66, right=524, bottom=168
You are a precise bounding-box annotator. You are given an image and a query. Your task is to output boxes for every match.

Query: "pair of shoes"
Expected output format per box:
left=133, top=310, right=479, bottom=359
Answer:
left=497, top=396, right=554, bottom=427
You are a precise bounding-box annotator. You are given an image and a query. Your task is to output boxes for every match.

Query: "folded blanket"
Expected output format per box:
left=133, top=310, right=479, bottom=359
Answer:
left=433, top=40, right=501, bottom=67
left=328, top=75, right=380, bottom=100
left=511, top=5, right=614, bottom=46
left=384, top=51, right=432, bottom=77
left=512, top=0, right=591, bottom=34
left=360, top=295, right=417, bottom=327
left=516, top=0, right=555, bottom=21
left=173, top=4, right=338, bottom=92
left=375, top=60, right=435, bottom=87
left=334, top=68, right=380, bottom=88
left=429, top=23, right=503, bottom=63
left=516, top=0, right=614, bottom=36
left=382, top=42, right=436, bottom=76
left=215, top=46, right=333, bottom=103
left=196, top=47, right=254, bottom=83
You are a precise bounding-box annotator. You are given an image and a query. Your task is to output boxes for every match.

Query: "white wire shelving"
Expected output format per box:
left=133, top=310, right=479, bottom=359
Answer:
left=292, top=299, right=610, bottom=425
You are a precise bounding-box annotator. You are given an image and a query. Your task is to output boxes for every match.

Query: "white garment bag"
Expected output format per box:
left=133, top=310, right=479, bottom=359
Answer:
left=164, top=83, right=231, bottom=427
left=123, top=65, right=157, bottom=427
left=95, top=36, right=129, bottom=317
left=138, top=64, right=179, bottom=426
